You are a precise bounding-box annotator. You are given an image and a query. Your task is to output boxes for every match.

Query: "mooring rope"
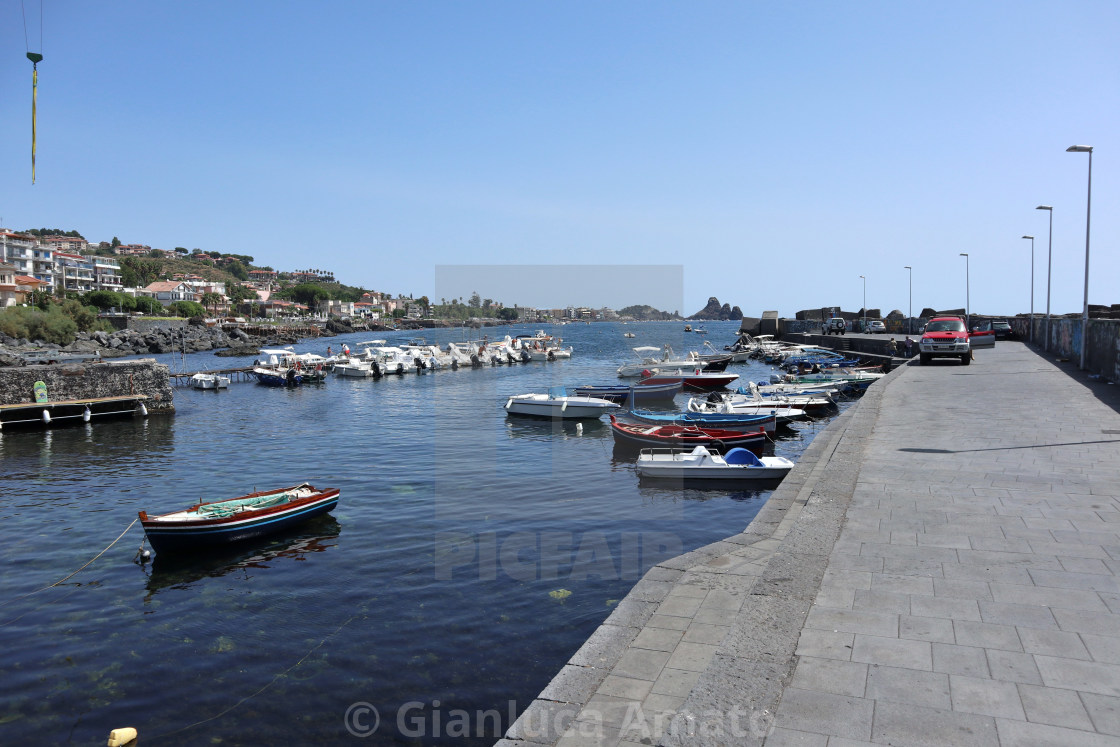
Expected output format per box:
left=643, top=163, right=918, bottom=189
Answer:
left=0, top=517, right=139, bottom=611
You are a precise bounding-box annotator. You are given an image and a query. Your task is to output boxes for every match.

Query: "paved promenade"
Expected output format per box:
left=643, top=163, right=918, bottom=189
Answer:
left=500, top=341, right=1120, bottom=746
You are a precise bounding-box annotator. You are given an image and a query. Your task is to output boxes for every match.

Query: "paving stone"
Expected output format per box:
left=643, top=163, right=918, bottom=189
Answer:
left=665, top=641, right=719, bottom=672
left=1016, top=627, right=1092, bottom=659
left=540, top=665, right=610, bottom=704
left=851, top=589, right=910, bottom=614
left=772, top=688, right=873, bottom=742
left=596, top=675, right=653, bottom=701
left=989, top=582, right=1109, bottom=612
left=864, top=664, right=950, bottom=708
left=794, top=628, right=854, bottom=661
left=871, top=700, right=999, bottom=746
left=649, top=667, right=701, bottom=698
left=789, top=656, right=867, bottom=698
left=953, top=620, right=1022, bottom=651
left=932, top=578, right=993, bottom=600
left=630, top=626, right=683, bottom=653
left=985, top=649, right=1043, bottom=685
left=803, top=607, right=898, bottom=638
left=932, top=643, right=990, bottom=678
left=947, top=674, right=1025, bottom=719
left=681, top=622, right=729, bottom=646
left=910, top=594, right=982, bottom=621
left=610, top=647, right=670, bottom=681
left=850, top=634, right=931, bottom=670
left=899, top=614, right=956, bottom=643
left=994, top=718, right=1120, bottom=747
left=1035, top=655, right=1120, bottom=697
left=977, top=600, right=1058, bottom=629
left=1080, top=692, right=1120, bottom=736
left=1017, top=683, right=1094, bottom=730
left=760, top=727, right=828, bottom=746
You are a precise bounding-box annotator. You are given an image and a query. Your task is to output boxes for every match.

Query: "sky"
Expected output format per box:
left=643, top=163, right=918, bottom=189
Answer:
left=1, top=1, right=1116, bottom=318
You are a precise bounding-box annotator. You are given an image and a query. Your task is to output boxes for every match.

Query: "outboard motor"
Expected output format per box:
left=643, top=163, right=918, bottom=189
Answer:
left=470, top=353, right=481, bottom=367
left=520, top=350, right=531, bottom=363
left=414, top=356, right=426, bottom=370
left=770, top=374, right=783, bottom=384
left=286, top=368, right=298, bottom=386
left=396, top=363, right=404, bottom=375
left=451, top=358, right=458, bottom=371
left=371, top=361, right=382, bottom=378
left=547, top=350, right=555, bottom=361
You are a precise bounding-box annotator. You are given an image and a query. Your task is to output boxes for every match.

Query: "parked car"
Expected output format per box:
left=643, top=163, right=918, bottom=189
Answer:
left=969, top=321, right=996, bottom=349
left=919, top=317, right=971, bottom=365
left=992, top=320, right=1014, bottom=339
left=868, top=320, right=886, bottom=334
left=822, top=317, right=847, bottom=335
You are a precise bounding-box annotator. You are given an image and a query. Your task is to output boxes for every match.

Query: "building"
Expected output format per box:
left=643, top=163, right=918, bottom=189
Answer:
left=38, top=235, right=89, bottom=254
left=0, top=231, right=38, bottom=279
left=318, top=300, right=356, bottom=317
left=91, top=255, right=123, bottom=291
left=15, top=274, right=47, bottom=304
left=0, top=262, right=17, bottom=307
left=248, top=269, right=278, bottom=282
left=144, top=281, right=197, bottom=306
left=54, top=252, right=96, bottom=293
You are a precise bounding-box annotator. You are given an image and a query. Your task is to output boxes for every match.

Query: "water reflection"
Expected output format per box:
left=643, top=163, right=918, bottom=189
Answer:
left=143, top=516, right=341, bottom=597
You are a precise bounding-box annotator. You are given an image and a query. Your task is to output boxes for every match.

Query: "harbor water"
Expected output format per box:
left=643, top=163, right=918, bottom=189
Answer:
left=0, top=321, right=853, bottom=744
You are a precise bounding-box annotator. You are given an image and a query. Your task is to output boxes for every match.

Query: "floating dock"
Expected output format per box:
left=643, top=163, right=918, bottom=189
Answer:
left=0, top=395, right=150, bottom=429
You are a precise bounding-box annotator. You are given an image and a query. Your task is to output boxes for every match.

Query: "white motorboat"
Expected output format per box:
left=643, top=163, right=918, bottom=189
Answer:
left=687, top=396, right=808, bottom=423
left=636, top=445, right=794, bottom=480
left=190, top=372, right=230, bottom=390
left=504, top=392, right=617, bottom=419
left=334, top=359, right=375, bottom=377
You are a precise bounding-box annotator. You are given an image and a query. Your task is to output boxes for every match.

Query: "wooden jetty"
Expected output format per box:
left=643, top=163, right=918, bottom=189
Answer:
left=0, top=395, right=150, bottom=429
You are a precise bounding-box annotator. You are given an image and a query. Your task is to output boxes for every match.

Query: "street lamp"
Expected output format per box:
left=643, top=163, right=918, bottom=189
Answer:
left=859, top=275, right=866, bottom=332
left=904, top=266, right=912, bottom=335
left=1036, top=206, right=1053, bottom=351
left=1021, top=235, right=1034, bottom=343
left=1066, top=145, right=1093, bottom=370
left=959, top=253, right=969, bottom=329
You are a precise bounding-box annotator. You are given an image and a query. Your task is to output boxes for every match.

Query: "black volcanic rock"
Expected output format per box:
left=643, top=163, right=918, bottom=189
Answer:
left=729, top=306, right=743, bottom=320
left=689, top=297, right=740, bottom=321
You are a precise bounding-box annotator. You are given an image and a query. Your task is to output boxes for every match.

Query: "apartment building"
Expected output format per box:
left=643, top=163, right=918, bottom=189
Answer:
left=0, top=262, right=17, bottom=307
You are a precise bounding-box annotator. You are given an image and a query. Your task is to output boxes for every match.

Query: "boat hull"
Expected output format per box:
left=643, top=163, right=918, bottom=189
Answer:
left=624, top=409, right=777, bottom=434
left=140, top=486, right=340, bottom=555
left=609, top=415, right=766, bottom=451
left=505, top=395, right=616, bottom=419
left=572, top=381, right=682, bottom=404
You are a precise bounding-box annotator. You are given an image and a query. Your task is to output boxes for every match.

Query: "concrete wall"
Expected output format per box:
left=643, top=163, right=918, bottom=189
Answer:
left=0, top=358, right=175, bottom=413
left=1012, top=317, right=1120, bottom=382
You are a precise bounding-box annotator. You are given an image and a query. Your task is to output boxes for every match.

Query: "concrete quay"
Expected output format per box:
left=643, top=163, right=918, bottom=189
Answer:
left=500, top=341, right=1120, bottom=746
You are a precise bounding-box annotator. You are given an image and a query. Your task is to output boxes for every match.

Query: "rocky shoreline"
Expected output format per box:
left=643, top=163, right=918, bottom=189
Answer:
left=0, top=317, right=520, bottom=367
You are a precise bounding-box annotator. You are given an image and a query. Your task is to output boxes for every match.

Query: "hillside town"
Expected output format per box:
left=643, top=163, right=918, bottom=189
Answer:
left=0, top=229, right=679, bottom=324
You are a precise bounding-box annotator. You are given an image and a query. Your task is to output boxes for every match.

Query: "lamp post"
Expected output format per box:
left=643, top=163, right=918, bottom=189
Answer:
left=1021, top=235, right=1034, bottom=343
left=904, top=266, right=912, bottom=334
left=1036, top=205, right=1053, bottom=351
left=959, top=253, right=969, bottom=329
left=1066, top=145, right=1093, bottom=370
left=859, top=275, right=866, bottom=333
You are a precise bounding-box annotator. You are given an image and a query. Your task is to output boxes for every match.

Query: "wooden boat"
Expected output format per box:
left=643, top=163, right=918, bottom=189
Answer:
left=623, top=408, right=777, bottom=434
left=138, top=483, right=340, bottom=555
left=637, top=445, right=794, bottom=480
left=572, top=380, right=682, bottom=404
left=609, top=415, right=766, bottom=450
left=505, top=392, right=617, bottom=419
left=686, top=396, right=808, bottom=425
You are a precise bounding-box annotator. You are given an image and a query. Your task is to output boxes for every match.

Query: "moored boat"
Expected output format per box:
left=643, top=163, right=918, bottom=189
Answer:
left=505, top=392, right=617, bottom=419
left=139, top=483, right=341, bottom=555
left=623, top=408, right=777, bottom=434
left=572, top=380, right=682, bottom=404
left=636, top=445, right=794, bottom=480
left=190, top=372, right=230, bottom=390
left=609, top=415, right=766, bottom=451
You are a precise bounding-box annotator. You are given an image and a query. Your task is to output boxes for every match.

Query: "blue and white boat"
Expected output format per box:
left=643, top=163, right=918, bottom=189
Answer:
left=621, top=408, right=777, bottom=434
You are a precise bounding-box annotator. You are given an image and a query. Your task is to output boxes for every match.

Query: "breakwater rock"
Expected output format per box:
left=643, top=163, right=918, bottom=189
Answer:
left=0, top=358, right=174, bottom=414
left=0, top=323, right=263, bottom=364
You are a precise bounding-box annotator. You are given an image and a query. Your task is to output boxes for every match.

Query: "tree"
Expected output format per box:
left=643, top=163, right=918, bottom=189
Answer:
left=133, top=297, right=163, bottom=315
left=200, top=292, right=222, bottom=312
left=469, top=291, right=481, bottom=308
left=228, top=283, right=254, bottom=305
left=174, top=247, right=188, bottom=255
left=167, top=300, right=206, bottom=318
left=497, top=307, right=519, bottom=321
left=278, top=282, right=329, bottom=307
left=111, top=236, right=121, bottom=248
left=483, top=298, right=492, bottom=310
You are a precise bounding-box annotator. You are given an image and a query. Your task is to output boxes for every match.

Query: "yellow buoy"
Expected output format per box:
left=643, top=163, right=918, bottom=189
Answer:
left=107, top=727, right=137, bottom=746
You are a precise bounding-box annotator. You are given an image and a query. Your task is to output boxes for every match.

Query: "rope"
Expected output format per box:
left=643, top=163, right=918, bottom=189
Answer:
left=151, top=613, right=359, bottom=740
left=0, top=517, right=139, bottom=610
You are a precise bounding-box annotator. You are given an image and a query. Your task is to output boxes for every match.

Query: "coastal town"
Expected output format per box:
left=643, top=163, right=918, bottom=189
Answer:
left=0, top=228, right=713, bottom=325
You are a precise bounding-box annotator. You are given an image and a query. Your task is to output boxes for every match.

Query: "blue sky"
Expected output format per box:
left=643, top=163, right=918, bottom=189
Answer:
left=1, top=1, right=1116, bottom=318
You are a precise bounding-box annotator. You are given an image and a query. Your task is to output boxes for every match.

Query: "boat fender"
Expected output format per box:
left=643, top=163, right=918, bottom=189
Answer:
left=83, top=406, right=91, bottom=422
left=107, top=727, right=137, bottom=746
left=505, top=398, right=514, bottom=409
left=42, top=409, right=51, bottom=423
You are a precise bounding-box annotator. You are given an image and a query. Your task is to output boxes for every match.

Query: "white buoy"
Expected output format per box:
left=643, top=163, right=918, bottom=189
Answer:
left=137, top=403, right=148, bottom=416
left=41, top=409, right=51, bottom=424
left=576, top=422, right=583, bottom=434
left=82, top=407, right=91, bottom=423
left=107, top=727, right=137, bottom=746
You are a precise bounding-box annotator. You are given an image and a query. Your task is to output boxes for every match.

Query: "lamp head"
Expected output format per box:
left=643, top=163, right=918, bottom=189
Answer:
left=959, top=253, right=968, bottom=257
left=904, top=265, right=911, bottom=270
left=1066, top=145, right=1093, bottom=153
left=1022, top=235, right=1034, bottom=240
left=1036, top=205, right=1052, bottom=211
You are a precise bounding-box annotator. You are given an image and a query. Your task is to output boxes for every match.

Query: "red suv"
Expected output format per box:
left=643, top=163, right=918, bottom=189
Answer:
left=919, top=317, right=971, bottom=365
